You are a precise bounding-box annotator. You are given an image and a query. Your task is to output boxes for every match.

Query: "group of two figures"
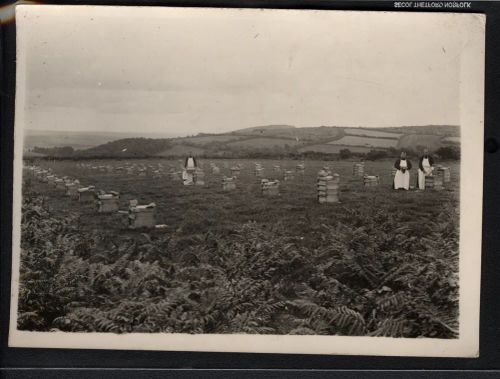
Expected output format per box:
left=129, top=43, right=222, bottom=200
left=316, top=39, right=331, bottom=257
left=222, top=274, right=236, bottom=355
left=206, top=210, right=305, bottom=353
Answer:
left=394, top=149, right=435, bottom=191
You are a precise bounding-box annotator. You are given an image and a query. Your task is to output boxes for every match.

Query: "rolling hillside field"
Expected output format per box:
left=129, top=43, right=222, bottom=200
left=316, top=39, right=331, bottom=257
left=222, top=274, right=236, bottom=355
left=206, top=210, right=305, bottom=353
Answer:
left=397, top=134, right=444, bottom=151
left=175, top=135, right=242, bottom=145
left=327, top=136, right=399, bottom=148
left=298, top=144, right=373, bottom=154
left=156, top=145, right=206, bottom=156
left=227, top=137, right=300, bottom=149
left=26, top=125, right=460, bottom=159
left=343, top=128, right=403, bottom=138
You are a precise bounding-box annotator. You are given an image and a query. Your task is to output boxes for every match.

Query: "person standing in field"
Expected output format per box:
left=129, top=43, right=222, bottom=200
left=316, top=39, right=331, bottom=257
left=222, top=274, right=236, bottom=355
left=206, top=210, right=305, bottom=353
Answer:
left=393, top=151, right=412, bottom=190
left=417, top=148, right=435, bottom=190
left=182, top=151, right=198, bottom=186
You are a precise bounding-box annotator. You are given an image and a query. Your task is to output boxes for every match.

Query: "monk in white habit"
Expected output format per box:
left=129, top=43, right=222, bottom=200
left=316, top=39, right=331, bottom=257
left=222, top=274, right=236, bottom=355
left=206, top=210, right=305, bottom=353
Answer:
left=417, top=148, right=435, bottom=190
left=393, top=151, right=412, bottom=190
left=182, top=152, right=197, bottom=186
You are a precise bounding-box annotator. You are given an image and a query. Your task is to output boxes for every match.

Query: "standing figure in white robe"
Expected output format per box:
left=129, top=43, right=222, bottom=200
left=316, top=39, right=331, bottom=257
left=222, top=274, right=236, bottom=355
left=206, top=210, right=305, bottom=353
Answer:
left=182, top=152, right=197, bottom=186
left=393, top=151, right=412, bottom=190
left=417, top=149, right=435, bottom=190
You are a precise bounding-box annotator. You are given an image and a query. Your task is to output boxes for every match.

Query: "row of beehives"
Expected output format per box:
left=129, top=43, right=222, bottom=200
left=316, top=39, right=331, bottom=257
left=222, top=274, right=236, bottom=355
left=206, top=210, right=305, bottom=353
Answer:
left=207, top=161, right=305, bottom=180
left=26, top=165, right=158, bottom=229
left=75, top=162, right=171, bottom=178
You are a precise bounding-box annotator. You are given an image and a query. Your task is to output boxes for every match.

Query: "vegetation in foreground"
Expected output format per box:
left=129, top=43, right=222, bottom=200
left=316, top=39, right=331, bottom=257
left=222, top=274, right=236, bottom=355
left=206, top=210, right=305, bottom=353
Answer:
left=18, top=159, right=459, bottom=338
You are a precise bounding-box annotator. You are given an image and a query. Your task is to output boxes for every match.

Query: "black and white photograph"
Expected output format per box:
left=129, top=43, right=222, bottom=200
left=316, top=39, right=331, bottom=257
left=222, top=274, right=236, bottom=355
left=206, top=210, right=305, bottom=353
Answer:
left=9, top=5, right=484, bottom=356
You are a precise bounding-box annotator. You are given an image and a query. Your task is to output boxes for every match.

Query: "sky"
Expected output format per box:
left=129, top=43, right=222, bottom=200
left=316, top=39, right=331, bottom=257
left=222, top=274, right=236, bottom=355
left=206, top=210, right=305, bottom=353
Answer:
left=16, top=6, right=468, bottom=136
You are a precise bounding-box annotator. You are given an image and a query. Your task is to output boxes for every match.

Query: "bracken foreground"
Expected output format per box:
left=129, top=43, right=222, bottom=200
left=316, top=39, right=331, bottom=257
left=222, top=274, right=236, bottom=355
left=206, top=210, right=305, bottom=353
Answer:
left=17, top=159, right=460, bottom=338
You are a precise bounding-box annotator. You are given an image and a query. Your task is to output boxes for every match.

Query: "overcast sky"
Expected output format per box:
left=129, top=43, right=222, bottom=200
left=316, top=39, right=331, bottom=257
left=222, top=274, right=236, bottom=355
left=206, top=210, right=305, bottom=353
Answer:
left=16, top=6, right=468, bottom=136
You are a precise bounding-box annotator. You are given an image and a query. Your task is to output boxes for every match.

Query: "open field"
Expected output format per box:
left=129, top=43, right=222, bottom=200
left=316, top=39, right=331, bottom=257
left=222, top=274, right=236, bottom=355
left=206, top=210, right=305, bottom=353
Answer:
left=343, top=128, right=402, bottom=138
left=175, top=135, right=242, bottom=145
left=327, top=136, right=399, bottom=148
left=227, top=137, right=299, bottom=149
left=298, top=144, right=373, bottom=154
left=19, top=158, right=460, bottom=337
left=397, top=134, right=444, bottom=150
left=442, top=136, right=461, bottom=144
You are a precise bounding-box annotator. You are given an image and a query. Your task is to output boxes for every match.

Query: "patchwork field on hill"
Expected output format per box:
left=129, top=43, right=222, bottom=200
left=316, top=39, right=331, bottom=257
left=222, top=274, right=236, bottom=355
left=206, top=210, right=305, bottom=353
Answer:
left=298, top=144, right=373, bottom=154
left=327, top=136, right=399, bottom=148
left=343, top=128, right=402, bottom=138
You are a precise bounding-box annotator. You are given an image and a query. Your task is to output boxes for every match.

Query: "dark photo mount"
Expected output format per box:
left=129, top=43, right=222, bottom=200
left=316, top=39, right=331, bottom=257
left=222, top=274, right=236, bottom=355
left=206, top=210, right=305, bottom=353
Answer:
left=1, top=0, right=499, bottom=378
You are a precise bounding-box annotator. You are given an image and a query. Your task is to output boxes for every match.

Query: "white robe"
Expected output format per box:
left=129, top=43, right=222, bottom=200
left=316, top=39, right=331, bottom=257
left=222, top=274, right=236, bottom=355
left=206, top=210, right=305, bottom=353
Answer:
left=183, top=157, right=196, bottom=185
left=182, top=169, right=194, bottom=185
left=394, top=160, right=410, bottom=190
left=418, top=157, right=433, bottom=190
left=186, top=157, right=195, bottom=170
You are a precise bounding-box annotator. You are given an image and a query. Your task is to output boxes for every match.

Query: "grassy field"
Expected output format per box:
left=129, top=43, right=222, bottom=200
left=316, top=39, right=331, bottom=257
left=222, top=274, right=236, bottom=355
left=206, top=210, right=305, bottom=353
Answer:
left=397, top=134, right=444, bottom=150
left=328, top=136, right=399, bottom=148
left=298, top=144, right=372, bottom=154
left=18, top=158, right=460, bottom=337
left=343, top=128, right=402, bottom=138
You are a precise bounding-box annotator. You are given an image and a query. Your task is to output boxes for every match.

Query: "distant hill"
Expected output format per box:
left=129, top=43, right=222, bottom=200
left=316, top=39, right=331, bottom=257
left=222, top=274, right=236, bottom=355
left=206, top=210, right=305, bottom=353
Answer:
left=370, top=125, right=460, bottom=136
left=25, top=129, right=178, bottom=150
left=25, top=125, right=460, bottom=159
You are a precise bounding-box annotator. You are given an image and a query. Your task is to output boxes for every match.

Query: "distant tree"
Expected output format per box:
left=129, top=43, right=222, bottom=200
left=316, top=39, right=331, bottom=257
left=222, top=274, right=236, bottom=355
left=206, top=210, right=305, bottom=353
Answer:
left=435, top=146, right=460, bottom=160
left=365, top=149, right=388, bottom=161
left=387, top=147, right=399, bottom=157
left=339, top=148, right=352, bottom=159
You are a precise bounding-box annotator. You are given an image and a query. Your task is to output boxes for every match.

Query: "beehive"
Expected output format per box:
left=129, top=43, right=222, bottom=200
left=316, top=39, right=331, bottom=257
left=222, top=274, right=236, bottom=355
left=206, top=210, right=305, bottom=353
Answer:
left=212, top=166, right=221, bottom=174
left=65, top=180, right=80, bottom=198
left=363, top=175, right=379, bottom=187
left=78, top=186, right=96, bottom=203
left=222, top=176, right=237, bottom=191
left=230, top=166, right=241, bottom=177
left=169, top=171, right=182, bottom=181
left=41, top=171, right=50, bottom=183
left=353, top=163, right=365, bottom=177
left=261, top=179, right=280, bottom=196
left=283, top=170, right=294, bottom=181
left=47, top=175, right=56, bottom=185
left=295, top=163, right=305, bottom=175
left=273, top=165, right=281, bottom=174
left=425, top=176, right=434, bottom=189
left=97, top=191, right=120, bottom=213
left=55, top=178, right=66, bottom=189
left=254, top=163, right=264, bottom=177
left=128, top=200, right=156, bottom=229
left=436, top=166, right=451, bottom=183
left=194, top=168, right=205, bottom=186
left=317, top=171, right=340, bottom=203
left=433, top=174, right=444, bottom=190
